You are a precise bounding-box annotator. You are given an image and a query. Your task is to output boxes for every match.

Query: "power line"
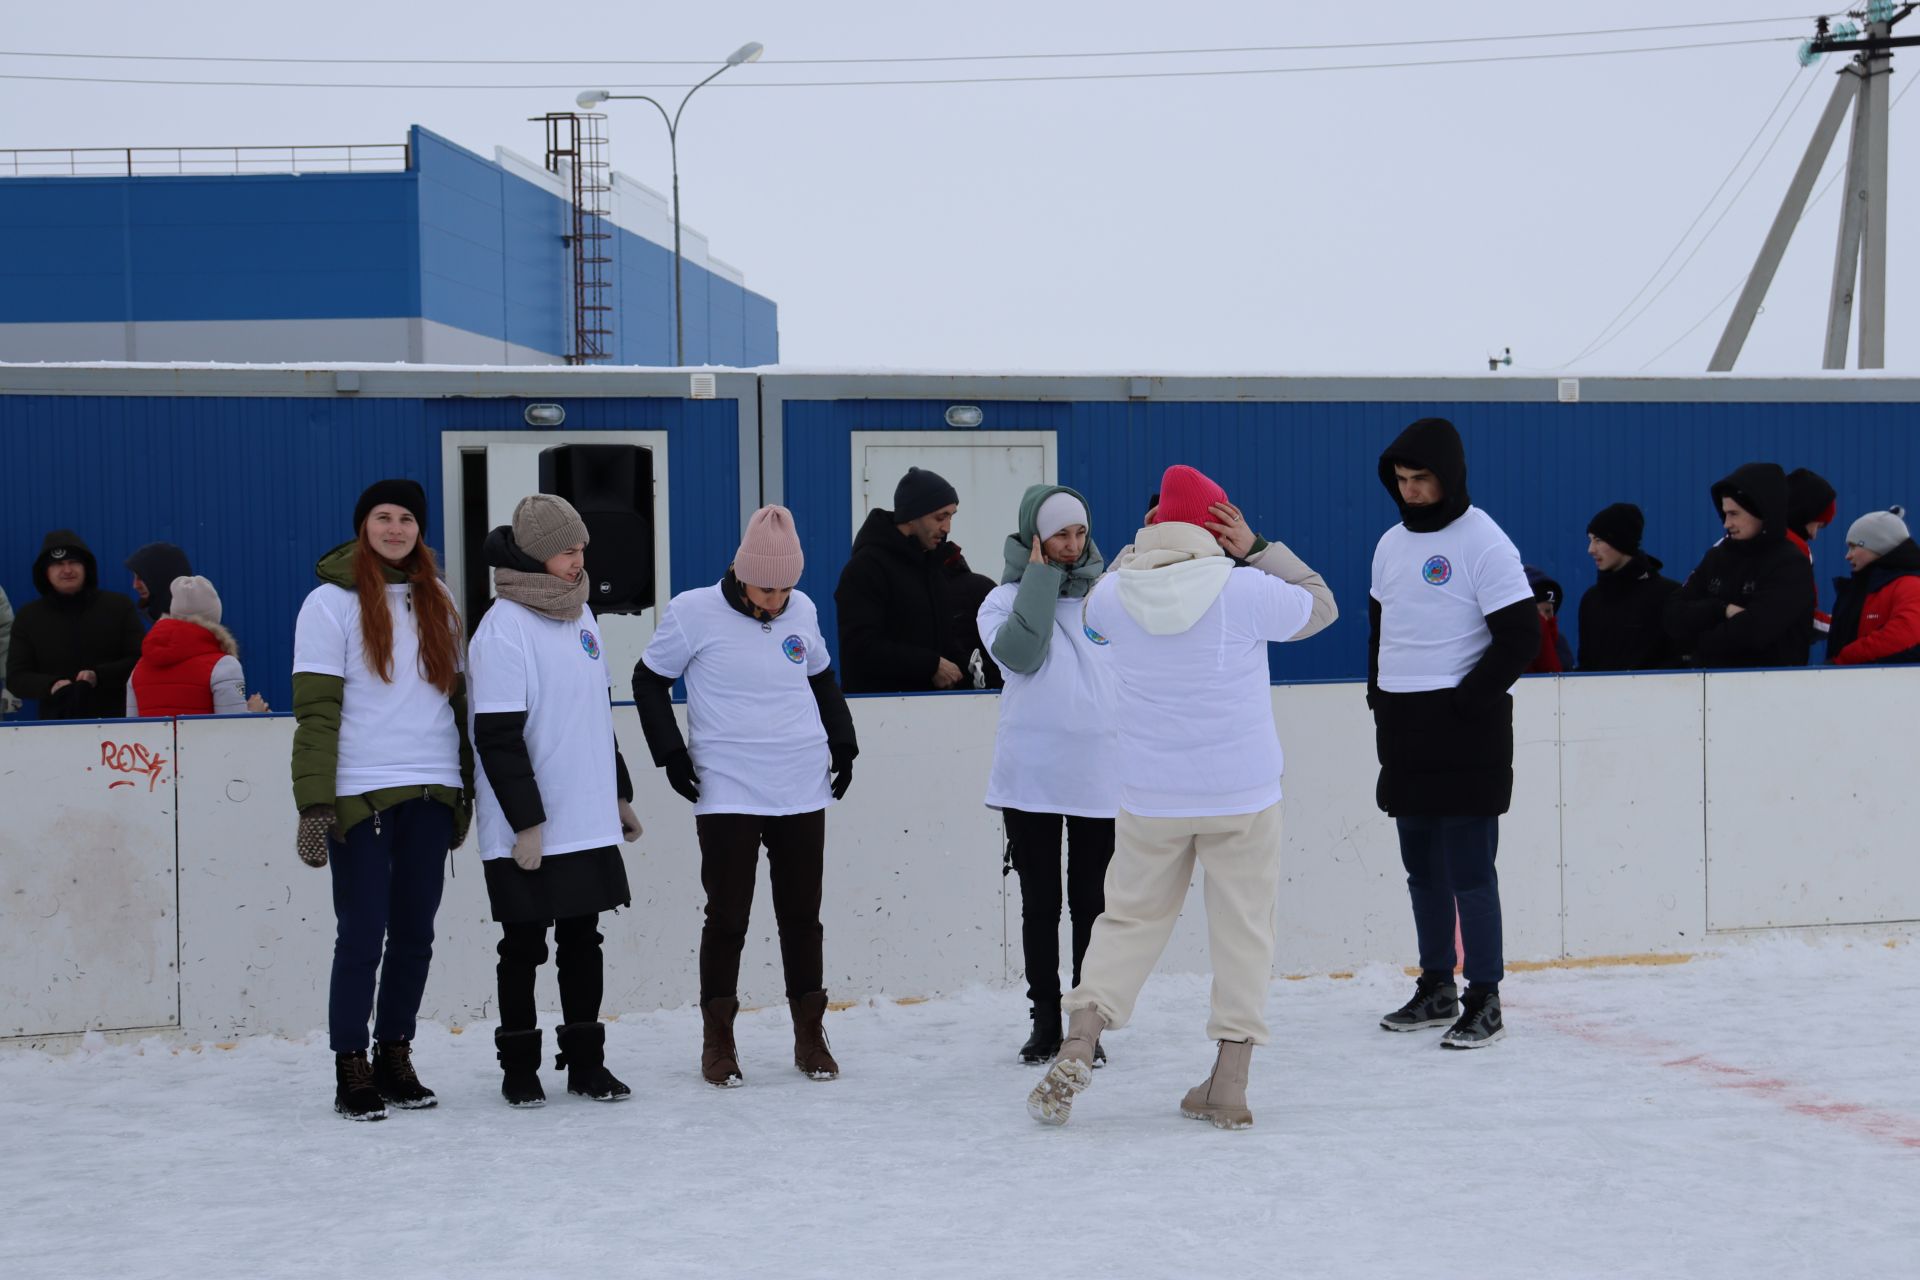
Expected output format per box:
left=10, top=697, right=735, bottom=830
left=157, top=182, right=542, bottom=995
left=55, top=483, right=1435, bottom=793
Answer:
left=0, top=35, right=1802, bottom=92
left=1568, top=63, right=1824, bottom=367
left=0, top=16, right=1825, bottom=68
left=1635, top=70, right=1918, bottom=371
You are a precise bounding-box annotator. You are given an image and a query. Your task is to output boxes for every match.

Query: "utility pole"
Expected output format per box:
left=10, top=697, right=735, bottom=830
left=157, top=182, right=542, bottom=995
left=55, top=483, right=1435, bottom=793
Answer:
left=1710, top=5, right=1915, bottom=371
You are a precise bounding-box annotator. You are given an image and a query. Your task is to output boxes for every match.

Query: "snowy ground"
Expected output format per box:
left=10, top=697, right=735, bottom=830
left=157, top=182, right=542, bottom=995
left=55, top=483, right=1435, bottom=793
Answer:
left=4, top=934, right=1917, bottom=1280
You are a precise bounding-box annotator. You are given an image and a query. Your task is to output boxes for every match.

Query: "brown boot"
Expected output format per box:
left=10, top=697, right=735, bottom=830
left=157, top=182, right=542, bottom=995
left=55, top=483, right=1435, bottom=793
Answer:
left=700, top=997, right=743, bottom=1088
left=1027, top=1007, right=1104, bottom=1126
left=1180, top=1039, right=1254, bottom=1130
left=789, top=990, right=840, bottom=1081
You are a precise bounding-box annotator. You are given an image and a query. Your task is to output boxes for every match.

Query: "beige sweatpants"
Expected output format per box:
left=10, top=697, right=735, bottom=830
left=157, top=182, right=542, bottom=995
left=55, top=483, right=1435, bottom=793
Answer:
left=1063, top=802, right=1283, bottom=1044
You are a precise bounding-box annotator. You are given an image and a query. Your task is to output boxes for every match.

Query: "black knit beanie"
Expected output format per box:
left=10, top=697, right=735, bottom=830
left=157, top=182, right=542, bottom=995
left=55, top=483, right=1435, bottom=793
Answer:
left=892, top=467, right=959, bottom=522
left=354, top=478, right=429, bottom=533
left=1587, top=503, right=1644, bottom=556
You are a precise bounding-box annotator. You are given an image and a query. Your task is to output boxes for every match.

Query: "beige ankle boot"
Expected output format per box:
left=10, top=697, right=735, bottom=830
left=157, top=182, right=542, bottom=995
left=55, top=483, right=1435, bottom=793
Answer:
left=1026, top=1007, right=1105, bottom=1126
left=1180, top=1039, right=1254, bottom=1129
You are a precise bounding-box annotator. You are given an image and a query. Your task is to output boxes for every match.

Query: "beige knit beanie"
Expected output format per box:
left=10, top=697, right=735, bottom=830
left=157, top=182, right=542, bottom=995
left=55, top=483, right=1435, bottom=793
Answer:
left=512, top=494, right=590, bottom=562
left=167, top=575, right=222, bottom=624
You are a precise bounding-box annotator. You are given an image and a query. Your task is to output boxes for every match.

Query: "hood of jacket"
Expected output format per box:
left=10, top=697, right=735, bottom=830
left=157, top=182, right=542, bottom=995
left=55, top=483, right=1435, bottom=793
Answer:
left=852, top=505, right=939, bottom=567
left=124, top=542, right=193, bottom=622
left=315, top=539, right=408, bottom=588
left=1111, top=521, right=1233, bottom=635
left=1378, top=418, right=1472, bottom=533
left=143, top=616, right=239, bottom=665
left=1709, top=462, right=1791, bottom=548
left=32, top=528, right=99, bottom=599
left=1000, top=483, right=1105, bottom=598
left=482, top=524, right=545, bottom=573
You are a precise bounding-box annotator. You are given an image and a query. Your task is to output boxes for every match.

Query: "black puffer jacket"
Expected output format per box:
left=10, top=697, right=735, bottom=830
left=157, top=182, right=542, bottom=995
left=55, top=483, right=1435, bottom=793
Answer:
left=1577, top=554, right=1681, bottom=672
left=6, top=530, right=146, bottom=720
left=834, top=507, right=957, bottom=694
left=1665, top=463, right=1815, bottom=669
left=1368, top=419, right=1540, bottom=818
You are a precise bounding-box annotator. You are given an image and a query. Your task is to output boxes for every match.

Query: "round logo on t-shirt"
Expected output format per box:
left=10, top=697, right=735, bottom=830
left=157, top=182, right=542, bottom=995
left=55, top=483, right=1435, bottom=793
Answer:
left=580, top=629, right=601, bottom=660
left=1083, top=624, right=1110, bottom=646
left=781, top=635, right=807, bottom=664
left=1421, top=555, right=1453, bottom=586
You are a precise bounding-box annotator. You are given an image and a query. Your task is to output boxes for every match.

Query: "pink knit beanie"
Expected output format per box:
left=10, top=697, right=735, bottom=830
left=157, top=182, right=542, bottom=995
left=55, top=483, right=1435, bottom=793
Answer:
left=734, top=505, right=804, bottom=589
left=1149, top=464, right=1228, bottom=528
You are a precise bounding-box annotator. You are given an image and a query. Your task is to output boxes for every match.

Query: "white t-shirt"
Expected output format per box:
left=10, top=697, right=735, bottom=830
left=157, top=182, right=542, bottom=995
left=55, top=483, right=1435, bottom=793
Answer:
left=1369, top=506, right=1534, bottom=693
left=640, top=584, right=834, bottom=817
left=292, top=582, right=463, bottom=796
left=1082, top=565, right=1315, bottom=818
left=977, top=585, right=1121, bottom=819
left=467, top=598, right=621, bottom=861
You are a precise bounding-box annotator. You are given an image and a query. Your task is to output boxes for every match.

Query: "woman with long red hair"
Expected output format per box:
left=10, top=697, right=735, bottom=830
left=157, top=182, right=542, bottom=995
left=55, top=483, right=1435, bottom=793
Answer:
left=290, top=479, right=474, bottom=1122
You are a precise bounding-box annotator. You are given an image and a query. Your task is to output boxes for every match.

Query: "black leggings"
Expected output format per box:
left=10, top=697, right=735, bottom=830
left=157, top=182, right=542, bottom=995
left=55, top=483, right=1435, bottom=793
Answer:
left=496, top=914, right=603, bottom=1032
left=1004, top=809, right=1115, bottom=1006
left=695, top=810, right=826, bottom=1002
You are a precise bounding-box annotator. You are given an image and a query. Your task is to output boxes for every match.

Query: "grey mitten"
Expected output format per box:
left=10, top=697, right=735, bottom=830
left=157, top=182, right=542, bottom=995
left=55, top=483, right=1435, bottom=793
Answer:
left=296, top=805, right=337, bottom=868
left=512, top=824, right=544, bottom=871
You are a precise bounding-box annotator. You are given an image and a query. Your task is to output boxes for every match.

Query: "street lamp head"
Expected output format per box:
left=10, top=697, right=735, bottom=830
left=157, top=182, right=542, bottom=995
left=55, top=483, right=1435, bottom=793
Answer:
left=726, top=42, right=764, bottom=66
left=576, top=89, right=611, bottom=110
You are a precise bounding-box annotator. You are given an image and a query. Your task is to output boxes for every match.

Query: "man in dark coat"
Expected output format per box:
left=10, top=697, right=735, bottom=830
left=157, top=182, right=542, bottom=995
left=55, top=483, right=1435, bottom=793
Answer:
left=1368, top=418, right=1539, bottom=1049
left=938, top=541, right=1004, bottom=689
left=834, top=467, right=964, bottom=694
left=1576, top=503, right=1681, bottom=672
left=125, top=542, right=194, bottom=625
left=6, top=529, right=146, bottom=720
left=1665, top=463, right=1816, bottom=669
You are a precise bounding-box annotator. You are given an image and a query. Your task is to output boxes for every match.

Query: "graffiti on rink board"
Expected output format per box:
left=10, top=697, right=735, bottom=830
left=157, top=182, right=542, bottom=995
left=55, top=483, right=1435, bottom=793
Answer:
left=97, top=740, right=170, bottom=792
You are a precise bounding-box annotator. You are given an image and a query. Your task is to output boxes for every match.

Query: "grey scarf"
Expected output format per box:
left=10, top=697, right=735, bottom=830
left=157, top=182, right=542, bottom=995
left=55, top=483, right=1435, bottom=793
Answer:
left=493, top=566, right=589, bottom=622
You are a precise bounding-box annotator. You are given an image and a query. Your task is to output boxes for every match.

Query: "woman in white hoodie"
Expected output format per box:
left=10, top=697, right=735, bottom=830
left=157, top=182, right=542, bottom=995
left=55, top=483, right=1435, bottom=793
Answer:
left=978, top=485, right=1119, bottom=1065
left=1026, top=464, right=1336, bottom=1131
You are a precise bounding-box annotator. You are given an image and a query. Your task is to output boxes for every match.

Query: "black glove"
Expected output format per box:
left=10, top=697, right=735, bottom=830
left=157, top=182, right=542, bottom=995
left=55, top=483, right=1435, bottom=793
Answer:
left=665, top=749, right=701, bottom=804
left=830, top=745, right=854, bottom=801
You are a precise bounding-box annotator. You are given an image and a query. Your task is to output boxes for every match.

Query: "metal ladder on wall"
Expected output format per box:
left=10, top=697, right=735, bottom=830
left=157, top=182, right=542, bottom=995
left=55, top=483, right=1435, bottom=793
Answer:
left=535, top=112, right=614, bottom=364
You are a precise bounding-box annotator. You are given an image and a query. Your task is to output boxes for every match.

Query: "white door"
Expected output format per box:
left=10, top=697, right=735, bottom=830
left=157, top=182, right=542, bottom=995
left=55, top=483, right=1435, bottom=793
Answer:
left=852, top=431, right=1056, bottom=575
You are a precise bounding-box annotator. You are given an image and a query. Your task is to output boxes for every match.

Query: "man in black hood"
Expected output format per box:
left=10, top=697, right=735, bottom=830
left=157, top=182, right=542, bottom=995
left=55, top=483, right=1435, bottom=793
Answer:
left=1368, top=418, right=1539, bottom=1049
left=6, top=529, right=146, bottom=720
left=125, top=542, right=194, bottom=624
left=1664, top=463, right=1815, bottom=669
left=834, top=467, right=964, bottom=694
left=1577, top=503, right=1681, bottom=672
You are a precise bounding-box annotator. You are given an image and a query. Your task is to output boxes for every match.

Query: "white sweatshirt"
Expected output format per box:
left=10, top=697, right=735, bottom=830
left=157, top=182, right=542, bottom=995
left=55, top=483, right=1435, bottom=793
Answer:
left=977, top=585, right=1121, bottom=818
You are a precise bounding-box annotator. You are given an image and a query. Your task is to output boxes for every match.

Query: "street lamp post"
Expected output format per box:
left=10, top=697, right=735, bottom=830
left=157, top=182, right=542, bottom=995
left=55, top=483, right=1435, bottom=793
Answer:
left=580, top=41, right=763, bottom=367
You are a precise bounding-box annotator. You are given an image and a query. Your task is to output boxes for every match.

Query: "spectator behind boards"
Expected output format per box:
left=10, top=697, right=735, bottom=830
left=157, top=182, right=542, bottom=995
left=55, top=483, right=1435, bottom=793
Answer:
left=1576, top=504, right=1680, bottom=672
left=125, top=542, right=193, bottom=626
left=1664, top=463, right=1815, bottom=669
left=1827, top=507, right=1920, bottom=666
left=834, top=466, right=964, bottom=693
left=125, top=576, right=269, bottom=716
left=940, top=539, right=1005, bottom=689
left=1786, top=467, right=1837, bottom=641
left=5, top=529, right=144, bottom=720
left=1522, top=566, right=1573, bottom=674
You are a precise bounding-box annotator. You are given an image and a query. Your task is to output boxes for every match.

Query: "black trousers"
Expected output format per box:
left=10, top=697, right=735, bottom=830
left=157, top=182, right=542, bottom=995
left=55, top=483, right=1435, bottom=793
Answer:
left=497, top=914, right=604, bottom=1033
left=695, top=810, right=826, bottom=1003
left=1004, top=808, right=1115, bottom=1007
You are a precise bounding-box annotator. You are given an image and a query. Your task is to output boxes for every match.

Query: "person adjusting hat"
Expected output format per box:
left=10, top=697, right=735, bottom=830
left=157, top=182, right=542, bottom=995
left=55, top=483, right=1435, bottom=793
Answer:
left=834, top=466, right=967, bottom=693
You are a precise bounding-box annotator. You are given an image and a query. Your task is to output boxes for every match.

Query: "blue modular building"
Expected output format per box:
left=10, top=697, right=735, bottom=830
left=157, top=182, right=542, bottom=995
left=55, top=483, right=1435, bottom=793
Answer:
left=0, top=126, right=777, bottom=367
left=0, top=366, right=1915, bottom=717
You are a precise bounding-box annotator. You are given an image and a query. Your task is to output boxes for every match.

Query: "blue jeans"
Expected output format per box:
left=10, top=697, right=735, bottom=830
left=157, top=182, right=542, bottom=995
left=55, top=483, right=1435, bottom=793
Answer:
left=1396, top=815, right=1503, bottom=988
left=327, top=798, right=451, bottom=1053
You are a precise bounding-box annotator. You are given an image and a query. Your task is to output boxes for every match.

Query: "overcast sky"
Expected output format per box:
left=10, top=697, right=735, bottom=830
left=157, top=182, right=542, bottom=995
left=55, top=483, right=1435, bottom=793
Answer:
left=4, top=1, right=1910, bottom=374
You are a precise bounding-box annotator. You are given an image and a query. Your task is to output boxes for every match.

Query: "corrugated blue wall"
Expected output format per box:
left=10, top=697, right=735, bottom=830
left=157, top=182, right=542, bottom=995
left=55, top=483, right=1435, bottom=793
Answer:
left=783, top=398, right=1920, bottom=683
left=0, top=394, right=746, bottom=717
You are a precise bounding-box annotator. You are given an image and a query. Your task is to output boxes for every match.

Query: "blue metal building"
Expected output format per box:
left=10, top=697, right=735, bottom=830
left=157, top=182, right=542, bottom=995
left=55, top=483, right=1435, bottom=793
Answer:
left=0, top=127, right=777, bottom=367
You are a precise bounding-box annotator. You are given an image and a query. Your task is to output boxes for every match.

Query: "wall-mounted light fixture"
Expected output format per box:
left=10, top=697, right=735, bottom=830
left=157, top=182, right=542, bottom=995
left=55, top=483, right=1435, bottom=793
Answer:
left=524, top=403, right=566, bottom=427
left=945, top=404, right=984, bottom=428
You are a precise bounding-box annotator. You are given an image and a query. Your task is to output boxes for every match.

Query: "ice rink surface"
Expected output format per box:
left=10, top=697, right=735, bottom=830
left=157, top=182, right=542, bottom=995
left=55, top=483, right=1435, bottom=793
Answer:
left=4, top=934, right=1916, bottom=1280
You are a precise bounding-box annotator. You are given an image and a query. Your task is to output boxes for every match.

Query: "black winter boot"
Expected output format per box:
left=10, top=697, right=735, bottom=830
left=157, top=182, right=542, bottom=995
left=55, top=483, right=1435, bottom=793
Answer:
left=1441, top=985, right=1505, bottom=1049
left=556, top=1022, right=631, bottom=1101
left=371, top=1039, right=437, bottom=1109
left=495, top=1028, right=547, bottom=1108
left=334, top=1050, right=388, bottom=1122
left=1018, top=1002, right=1062, bottom=1064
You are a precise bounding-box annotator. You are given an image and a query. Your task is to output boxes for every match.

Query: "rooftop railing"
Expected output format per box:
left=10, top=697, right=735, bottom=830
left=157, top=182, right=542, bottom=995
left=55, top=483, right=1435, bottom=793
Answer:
left=0, top=143, right=410, bottom=177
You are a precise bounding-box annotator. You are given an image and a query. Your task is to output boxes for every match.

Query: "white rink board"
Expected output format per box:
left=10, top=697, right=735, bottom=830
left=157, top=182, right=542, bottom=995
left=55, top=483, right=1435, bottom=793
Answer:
left=0, top=719, right=180, bottom=1036
left=1705, top=667, right=1920, bottom=930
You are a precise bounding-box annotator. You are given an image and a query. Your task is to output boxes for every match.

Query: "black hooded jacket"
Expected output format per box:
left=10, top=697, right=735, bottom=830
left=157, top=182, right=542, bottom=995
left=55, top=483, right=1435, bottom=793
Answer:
left=1577, top=553, right=1681, bottom=672
left=1664, top=463, right=1815, bottom=669
left=833, top=507, right=958, bottom=694
left=1368, top=419, right=1541, bottom=818
left=124, top=542, right=193, bottom=624
left=1826, top=538, right=1920, bottom=664
left=6, top=530, right=146, bottom=720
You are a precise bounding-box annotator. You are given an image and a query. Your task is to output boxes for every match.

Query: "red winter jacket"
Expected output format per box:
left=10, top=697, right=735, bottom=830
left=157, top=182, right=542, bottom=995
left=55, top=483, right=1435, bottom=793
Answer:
left=1834, top=574, right=1920, bottom=665
left=128, top=618, right=244, bottom=717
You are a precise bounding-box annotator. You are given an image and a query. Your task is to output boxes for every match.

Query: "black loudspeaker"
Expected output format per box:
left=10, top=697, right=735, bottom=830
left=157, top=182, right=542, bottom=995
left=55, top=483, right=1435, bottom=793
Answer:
left=538, top=444, right=656, bottom=614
